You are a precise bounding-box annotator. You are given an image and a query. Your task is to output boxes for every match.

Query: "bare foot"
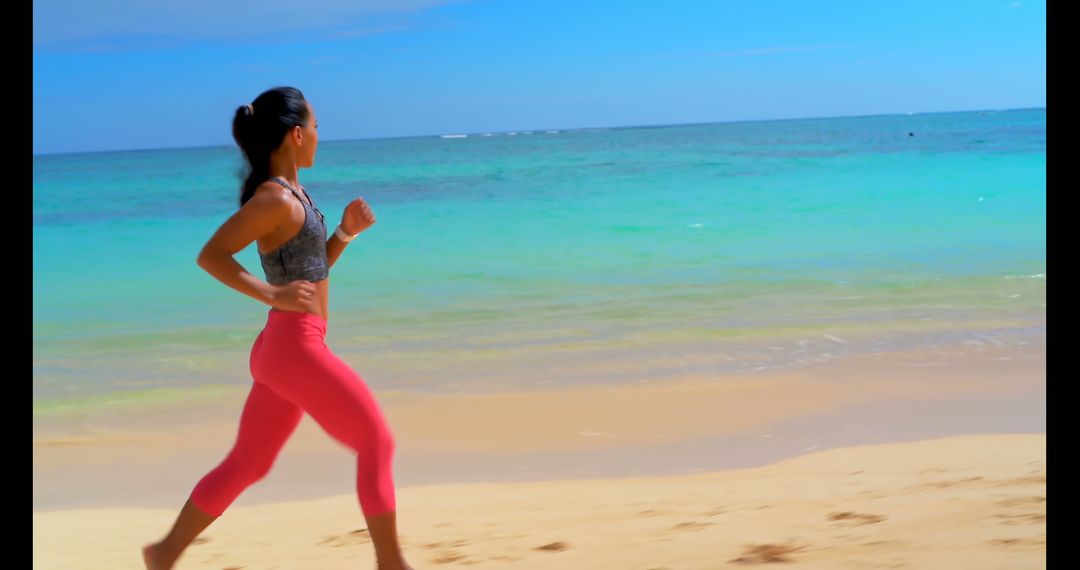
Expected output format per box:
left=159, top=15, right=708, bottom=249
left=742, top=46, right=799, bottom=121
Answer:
left=142, top=543, right=177, bottom=570
left=376, top=562, right=416, bottom=570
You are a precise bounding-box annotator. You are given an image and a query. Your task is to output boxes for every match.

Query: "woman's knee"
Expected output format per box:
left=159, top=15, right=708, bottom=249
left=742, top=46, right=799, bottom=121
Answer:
left=224, top=449, right=279, bottom=483
left=342, top=424, right=395, bottom=458
left=378, top=427, right=396, bottom=456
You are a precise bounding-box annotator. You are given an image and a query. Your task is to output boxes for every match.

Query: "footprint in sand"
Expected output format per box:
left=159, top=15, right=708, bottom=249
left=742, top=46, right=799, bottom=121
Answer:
left=671, top=521, right=713, bottom=532
left=423, top=539, right=471, bottom=549
left=994, top=513, right=1046, bottom=526
left=998, top=496, right=1046, bottom=508
left=534, top=541, right=570, bottom=552
left=427, top=540, right=478, bottom=565
left=828, top=511, right=887, bottom=527
left=431, top=551, right=470, bottom=564
left=989, top=537, right=1046, bottom=549
left=993, top=475, right=1047, bottom=487
left=913, top=476, right=985, bottom=491
left=859, top=540, right=903, bottom=548
left=729, top=543, right=805, bottom=565
left=320, top=528, right=372, bottom=547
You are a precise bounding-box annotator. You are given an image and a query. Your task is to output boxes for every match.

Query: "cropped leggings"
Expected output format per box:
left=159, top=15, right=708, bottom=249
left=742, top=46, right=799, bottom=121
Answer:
left=190, top=309, right=396, bottom=518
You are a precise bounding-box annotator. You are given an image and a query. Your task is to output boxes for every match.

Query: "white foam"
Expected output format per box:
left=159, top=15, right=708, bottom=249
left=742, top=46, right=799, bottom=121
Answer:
left=824, top=334, right=848, bottom=344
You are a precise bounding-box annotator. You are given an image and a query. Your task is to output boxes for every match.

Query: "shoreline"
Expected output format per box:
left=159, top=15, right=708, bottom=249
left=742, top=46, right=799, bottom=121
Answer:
left=33, top=342, right=1044, bottom=513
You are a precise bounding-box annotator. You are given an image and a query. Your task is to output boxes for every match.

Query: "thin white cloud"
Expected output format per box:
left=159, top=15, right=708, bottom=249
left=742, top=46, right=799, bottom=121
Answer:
left=707, top=45, right=854, bottom=57
left=1008, top=2, right=1025, bottom=7
left=33, top=0, right=462, bottom=50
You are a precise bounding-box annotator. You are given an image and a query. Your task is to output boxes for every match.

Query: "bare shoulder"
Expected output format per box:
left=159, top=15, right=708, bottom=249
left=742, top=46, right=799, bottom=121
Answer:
left=244, top=181, right=295, bottom=215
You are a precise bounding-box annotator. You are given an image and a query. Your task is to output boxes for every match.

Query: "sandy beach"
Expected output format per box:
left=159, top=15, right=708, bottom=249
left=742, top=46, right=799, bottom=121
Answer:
left=33, top=342, right=1045, bottom=569
left=35, top=433, right=1045, bottom=569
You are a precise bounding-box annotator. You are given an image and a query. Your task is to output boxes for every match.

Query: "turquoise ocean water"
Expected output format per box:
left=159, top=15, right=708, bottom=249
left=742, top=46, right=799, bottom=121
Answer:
left=33, top=109, right=1045, bottom=417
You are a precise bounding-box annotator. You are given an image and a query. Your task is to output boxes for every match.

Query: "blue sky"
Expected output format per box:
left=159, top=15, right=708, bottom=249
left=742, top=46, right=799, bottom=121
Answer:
left=33, top=0, right=1045, bottom=155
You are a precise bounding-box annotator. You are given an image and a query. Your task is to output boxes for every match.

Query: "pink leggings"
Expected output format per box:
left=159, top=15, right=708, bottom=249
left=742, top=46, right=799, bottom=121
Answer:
left=190, top=309, right=396, bottom=518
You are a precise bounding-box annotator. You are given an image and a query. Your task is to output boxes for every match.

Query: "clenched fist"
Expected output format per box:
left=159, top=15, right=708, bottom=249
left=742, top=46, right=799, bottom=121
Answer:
left=340, top=197, right=376, bottom=236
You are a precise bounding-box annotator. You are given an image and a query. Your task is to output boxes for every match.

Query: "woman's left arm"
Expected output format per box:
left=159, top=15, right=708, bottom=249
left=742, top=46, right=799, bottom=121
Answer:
left=326, top=197, right=376, bottom=268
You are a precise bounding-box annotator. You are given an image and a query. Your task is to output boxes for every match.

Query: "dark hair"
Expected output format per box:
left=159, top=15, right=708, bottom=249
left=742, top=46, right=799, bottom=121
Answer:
left=232, top=86, right=310, bottom=206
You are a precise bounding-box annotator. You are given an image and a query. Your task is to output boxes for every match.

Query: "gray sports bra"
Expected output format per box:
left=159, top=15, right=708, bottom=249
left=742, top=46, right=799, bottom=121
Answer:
left=258, top=177, right=329, bottom=286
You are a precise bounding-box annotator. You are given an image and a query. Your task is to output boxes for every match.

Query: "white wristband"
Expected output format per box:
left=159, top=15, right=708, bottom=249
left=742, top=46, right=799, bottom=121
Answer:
left=334, top=225, right=359, bottom=242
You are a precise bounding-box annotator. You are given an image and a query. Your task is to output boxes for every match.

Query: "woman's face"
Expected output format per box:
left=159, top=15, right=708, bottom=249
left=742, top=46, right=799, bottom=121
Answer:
left=292, top=101, right=319, bottom=167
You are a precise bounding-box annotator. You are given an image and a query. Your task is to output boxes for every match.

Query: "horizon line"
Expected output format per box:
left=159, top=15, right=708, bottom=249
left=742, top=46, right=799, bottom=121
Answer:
left=34, top=105, right=1046, bottom=158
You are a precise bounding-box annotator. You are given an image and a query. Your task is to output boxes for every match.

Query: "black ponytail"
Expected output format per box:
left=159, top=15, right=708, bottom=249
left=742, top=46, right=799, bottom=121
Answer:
left=231, top=87, right=309, bottom=207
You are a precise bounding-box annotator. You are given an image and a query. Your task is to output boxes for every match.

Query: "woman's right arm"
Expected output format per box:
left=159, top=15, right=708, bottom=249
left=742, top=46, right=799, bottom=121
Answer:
left=195, top=187, right=316, bottom=311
